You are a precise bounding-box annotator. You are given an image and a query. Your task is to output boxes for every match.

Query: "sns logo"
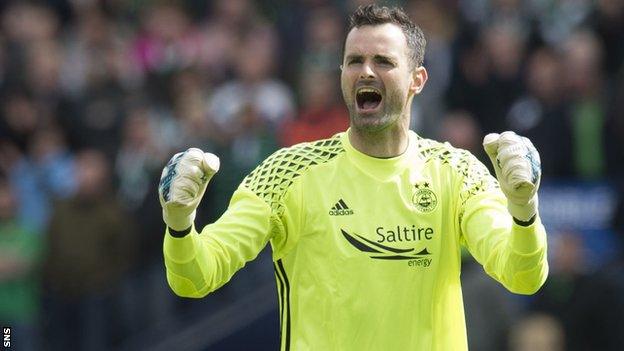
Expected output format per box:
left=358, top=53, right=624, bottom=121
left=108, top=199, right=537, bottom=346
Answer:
left=3, top=327, right=10, bottom=348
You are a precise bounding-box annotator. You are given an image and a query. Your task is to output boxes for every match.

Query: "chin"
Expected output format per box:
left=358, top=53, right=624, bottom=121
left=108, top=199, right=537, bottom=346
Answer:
left=352, top=114, right=393, bottom=132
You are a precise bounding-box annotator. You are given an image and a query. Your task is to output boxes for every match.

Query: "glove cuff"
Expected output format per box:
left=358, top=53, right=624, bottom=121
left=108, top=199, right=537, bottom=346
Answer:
left=163, top=208, right=195, bottom=232
left=507, top=196, right=537, bottom=223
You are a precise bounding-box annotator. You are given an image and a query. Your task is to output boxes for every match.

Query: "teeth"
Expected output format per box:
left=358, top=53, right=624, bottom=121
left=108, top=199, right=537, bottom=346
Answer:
left=357, top=87, right=380, bottom=94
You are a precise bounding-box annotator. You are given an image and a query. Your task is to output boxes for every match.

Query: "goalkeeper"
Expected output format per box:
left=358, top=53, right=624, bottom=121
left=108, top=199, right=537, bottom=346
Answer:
left=159, top=5, right=547, bottom=350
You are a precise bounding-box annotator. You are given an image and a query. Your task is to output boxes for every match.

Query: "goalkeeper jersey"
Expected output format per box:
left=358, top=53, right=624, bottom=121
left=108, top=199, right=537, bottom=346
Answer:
left=163, top=130, right=548, bottom=351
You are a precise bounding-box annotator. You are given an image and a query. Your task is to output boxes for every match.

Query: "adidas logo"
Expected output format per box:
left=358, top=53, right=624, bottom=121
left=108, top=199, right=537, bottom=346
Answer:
left=329, top=199, right=354, bottom=216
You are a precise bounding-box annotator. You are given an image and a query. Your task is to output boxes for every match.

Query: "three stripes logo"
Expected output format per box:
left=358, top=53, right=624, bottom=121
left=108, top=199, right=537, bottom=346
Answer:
left=329, top=199, right=354, bottom=216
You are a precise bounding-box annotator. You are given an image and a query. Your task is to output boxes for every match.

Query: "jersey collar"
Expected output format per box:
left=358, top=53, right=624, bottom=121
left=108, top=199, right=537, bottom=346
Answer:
left=340, top=129, right=418, bottom=181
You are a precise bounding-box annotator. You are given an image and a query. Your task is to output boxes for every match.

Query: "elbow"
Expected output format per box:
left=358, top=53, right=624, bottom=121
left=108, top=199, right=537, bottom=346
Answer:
left=169, top=285, right=207, bottom=299
left=172, top=289, right=208, bottom=299
left=166, top=271, right=211, bottom=298
left=506, top=262, right=549, bottom=295
left=507, top=281, right=544, bottom=295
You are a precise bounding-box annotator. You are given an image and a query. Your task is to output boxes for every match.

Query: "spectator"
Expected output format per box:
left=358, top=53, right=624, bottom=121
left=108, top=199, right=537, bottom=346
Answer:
left=7, top=127, right=75, bottom=233
left=279, top=68, right=348, bottom=146
left=462, top=256, right=519, bottom=351
left=532, top=230, right=624, bottom=350
left=529, top=0, right=592, bottom=45
left=43, top=149, right=137, bottom=350
left=209, top=26, right=295, bottom=134
left=115, top=108, right=165, bottom=212
left=438, top=110, right=485, bottom=162
left=132, top=2, right=200, bottom=76
left=115, top=106, right=178, bottom=335
left=446, top=34, right=496, bottom=133
left=0, top=176, right=43, bottom=351
left=605, top=61, right=624, bottom=178
left=207, top=25, right=292, bottom=211
left=458, top=0, right=532, bottom=32
left=481, top=22, right=527, bottom=132
left=506, top=47, right=574, bottom=177
left=169, top=68, right=217, bottom=151
left=1, top=2, right=60, bottom=90
left=588, top=0, right=624, bottom=77
left=300, top=6, right=344, bottom=74
left=509, top=313, right=565, bottom=351
left=0, top=89, right=41, bottom=153
left=561, top=29, right=607, bottom=179
left=198, top=0, right=265, bottom=85
left=408, top=0, right=455, bottom=135
left=60, top=6, right=139, bottom=98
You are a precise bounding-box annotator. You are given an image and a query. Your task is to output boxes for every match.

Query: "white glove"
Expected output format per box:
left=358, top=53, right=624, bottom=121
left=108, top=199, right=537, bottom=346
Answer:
left=483, top=131, right=541, bottom=223
left=158, top=148, right=220, bottom=231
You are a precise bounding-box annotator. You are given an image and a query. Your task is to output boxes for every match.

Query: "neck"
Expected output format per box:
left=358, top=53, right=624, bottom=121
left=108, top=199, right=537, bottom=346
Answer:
left=348, top=115, right=410, bottom=158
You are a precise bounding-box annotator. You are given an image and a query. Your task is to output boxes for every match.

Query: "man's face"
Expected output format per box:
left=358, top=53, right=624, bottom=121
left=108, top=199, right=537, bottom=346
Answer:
left=341, top=23, right=425, bottom=132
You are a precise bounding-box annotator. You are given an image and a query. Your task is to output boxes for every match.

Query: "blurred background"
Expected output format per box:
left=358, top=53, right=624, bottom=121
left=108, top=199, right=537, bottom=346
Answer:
left=0, top=0, right=622, bottom=350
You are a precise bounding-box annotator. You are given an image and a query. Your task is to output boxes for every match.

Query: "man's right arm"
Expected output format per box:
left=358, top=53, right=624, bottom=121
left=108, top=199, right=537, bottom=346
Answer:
left=158, top=148, right=300, bottom=298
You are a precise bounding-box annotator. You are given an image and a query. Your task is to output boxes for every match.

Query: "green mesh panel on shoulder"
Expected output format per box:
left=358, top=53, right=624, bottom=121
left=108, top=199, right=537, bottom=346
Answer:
left=243, top=136, right=344, bottom=215
left=416, top=138, right=499, bottom=206
left=456, top=153, right=499, bottom=206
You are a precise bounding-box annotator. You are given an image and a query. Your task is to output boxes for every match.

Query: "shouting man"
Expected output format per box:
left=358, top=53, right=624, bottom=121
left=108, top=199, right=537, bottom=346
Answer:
left=159, top=5, right=547, bottom=350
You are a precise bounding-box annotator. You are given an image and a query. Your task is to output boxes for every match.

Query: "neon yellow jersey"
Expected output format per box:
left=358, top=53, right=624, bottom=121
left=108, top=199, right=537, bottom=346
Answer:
left=163, top=130, right=548, bottom=351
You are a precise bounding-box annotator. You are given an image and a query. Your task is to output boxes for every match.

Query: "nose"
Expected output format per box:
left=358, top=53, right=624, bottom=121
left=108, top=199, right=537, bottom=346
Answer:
left=359, top=62, right=375, bottom=79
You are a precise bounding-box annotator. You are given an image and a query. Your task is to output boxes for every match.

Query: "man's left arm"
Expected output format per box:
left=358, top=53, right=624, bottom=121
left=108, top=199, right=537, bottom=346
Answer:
left=460, top=132, right=548, bottom=295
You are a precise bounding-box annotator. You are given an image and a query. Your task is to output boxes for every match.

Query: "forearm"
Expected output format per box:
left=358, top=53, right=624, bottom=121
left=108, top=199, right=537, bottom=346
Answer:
left=484, top=219, right=547, bottom=294
left=463, top=195, right=548, bottom=295
left=163, top=226, right=215, bottom=298
left=468, top=131, right=548, bottom=294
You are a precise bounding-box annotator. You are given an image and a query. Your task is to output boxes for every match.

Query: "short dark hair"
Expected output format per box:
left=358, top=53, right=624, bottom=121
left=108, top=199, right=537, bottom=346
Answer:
left=347, top=4, right=426, bottom=68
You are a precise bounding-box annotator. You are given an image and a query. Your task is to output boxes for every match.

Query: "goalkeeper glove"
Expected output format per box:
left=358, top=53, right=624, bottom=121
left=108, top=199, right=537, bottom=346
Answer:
left=158, top=148, right=220, bottom=232
left=483, top=131, right=541, bottom=224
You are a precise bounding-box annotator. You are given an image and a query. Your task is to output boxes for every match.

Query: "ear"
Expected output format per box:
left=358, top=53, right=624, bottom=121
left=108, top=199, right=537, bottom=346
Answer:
left=409, top=66, right=428, bottom=95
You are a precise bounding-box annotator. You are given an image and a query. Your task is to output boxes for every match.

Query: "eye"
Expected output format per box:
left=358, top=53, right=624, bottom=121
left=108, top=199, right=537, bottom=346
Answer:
left=347, top=57, right=363, bottom=65
left=375, top=57, right=395, bottom=67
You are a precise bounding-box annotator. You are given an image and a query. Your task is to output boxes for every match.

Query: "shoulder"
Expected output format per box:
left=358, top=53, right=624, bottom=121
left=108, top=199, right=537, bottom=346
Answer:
left=244, top=135, right=345, bottom=187
left=414, top=136, right=477, bottom=171
left=242, top=134, right=345, bottom=211
left=413, top=135, right=494, bottom=185
left=413, top=136, right=498, bottom=203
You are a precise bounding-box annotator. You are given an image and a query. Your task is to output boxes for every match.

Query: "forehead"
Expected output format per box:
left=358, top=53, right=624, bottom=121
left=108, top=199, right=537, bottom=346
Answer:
left=344, top=23, right=408, bottom=57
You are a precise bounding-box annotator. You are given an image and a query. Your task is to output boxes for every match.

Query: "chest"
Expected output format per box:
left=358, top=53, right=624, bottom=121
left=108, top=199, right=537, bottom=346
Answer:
left=298, top=165, right=460, bottom=272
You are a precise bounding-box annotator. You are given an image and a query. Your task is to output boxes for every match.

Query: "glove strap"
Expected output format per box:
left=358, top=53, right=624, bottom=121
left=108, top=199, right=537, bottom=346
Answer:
left=513, top=215, right=536, bottom=227
left=169, top=226, right=192, bottom=238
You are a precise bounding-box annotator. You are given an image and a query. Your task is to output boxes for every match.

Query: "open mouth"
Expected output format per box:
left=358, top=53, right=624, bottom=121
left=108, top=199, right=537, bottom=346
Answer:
left=356, top=88, right=383, bottom=112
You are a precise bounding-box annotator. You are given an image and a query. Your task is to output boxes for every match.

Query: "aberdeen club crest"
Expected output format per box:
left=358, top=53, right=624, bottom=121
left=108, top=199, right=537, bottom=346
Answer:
left=412, top=182, right=438, bottom=213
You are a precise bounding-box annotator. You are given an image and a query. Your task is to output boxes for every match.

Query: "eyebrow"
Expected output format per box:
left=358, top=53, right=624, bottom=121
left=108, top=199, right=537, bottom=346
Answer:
left=345, top=54, right=363, bottom=61
left=345, top=53, right=398, bottom=64
left=373, top=54, right=397, bottom=64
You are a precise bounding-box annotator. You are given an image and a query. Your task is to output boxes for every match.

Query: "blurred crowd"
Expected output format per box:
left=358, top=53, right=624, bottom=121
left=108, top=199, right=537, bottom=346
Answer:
left=0, top=0, right=622, bottom=350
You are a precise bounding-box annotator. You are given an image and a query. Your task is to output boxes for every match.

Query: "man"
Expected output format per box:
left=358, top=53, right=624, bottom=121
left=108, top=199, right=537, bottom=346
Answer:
left=159, top=5, right=548, bottom=350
